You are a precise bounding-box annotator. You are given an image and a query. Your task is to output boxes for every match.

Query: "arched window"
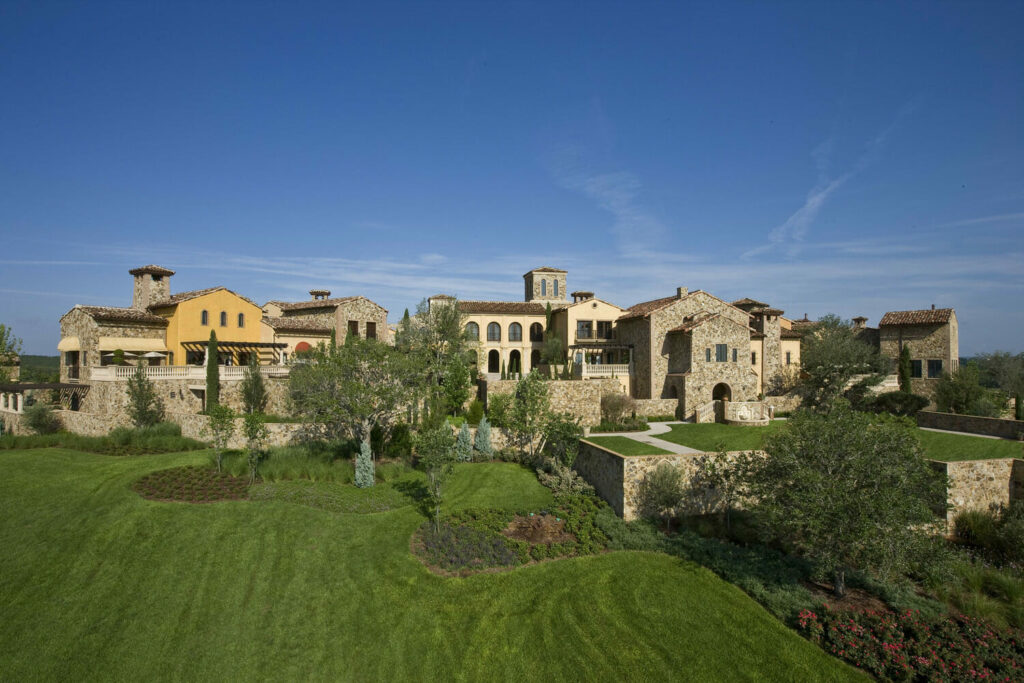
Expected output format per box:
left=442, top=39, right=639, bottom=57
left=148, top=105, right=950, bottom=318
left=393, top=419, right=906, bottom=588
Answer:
left=219, top=311, right=227, bottom=326
left=487, top=322, right=501, bottom=342
left=509, top=323, right=522, bottom=341
left=465, top=322, right=479, bottom=340
left=529, top=323, right=543, bottom=342
left=541, top=280, right=547, bottom=296
left=201, top=310, right=209, bottom=325
left=238, top=313, right=245, bottom=327
left=554, top=280, right=559, bottom=297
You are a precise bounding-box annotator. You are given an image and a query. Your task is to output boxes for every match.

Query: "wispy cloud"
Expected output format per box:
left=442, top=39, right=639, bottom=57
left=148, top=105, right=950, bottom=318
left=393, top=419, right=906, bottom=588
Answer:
left=934, top=212, right=1024, bottom=229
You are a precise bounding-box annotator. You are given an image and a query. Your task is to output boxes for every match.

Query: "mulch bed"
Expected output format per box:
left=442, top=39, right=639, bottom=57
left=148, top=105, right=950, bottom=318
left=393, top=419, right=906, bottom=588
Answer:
left=502, top=514, right=575, bottom=544
left=132, top=465, right=250, bottom=503
left=801, top=580, right=890, bottom=613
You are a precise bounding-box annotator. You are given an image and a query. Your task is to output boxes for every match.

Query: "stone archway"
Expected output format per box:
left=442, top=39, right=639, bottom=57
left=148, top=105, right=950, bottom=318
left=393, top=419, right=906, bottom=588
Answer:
left=712, top=383, right=732, bottom=402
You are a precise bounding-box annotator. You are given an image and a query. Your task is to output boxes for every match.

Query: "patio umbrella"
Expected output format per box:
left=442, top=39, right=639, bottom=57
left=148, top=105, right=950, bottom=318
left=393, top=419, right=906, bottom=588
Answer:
left=141, top=352, right=166, bottom=358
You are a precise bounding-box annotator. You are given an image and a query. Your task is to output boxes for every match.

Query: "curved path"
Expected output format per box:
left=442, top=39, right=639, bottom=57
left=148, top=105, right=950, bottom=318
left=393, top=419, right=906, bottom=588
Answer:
left=587, top=420, right=703, bottom=455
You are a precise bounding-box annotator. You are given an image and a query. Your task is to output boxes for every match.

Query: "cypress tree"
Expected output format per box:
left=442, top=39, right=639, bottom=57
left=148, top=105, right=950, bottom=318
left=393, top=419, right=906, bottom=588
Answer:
left=898, top=344, right=912, bottom=393
left=1016, top=394, right=1023, bottom=421
left=206, top=330, right=219, bottom=410
left=545, top=302, right=553, bottom=332
left=355, top=439, right=375, bottom=488
left=501, top=358, right=507, bottom=380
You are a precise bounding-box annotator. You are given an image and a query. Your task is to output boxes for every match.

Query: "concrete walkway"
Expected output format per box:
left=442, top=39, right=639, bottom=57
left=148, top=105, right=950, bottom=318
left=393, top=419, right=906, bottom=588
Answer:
left=919, top=427, right=1008, bottom=440
left=588, top=421, right=703, bottom=455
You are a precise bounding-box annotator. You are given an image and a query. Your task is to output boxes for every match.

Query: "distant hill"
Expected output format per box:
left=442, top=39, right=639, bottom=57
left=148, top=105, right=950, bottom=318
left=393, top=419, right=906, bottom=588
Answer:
left=19, top=355, right=59, bottom=383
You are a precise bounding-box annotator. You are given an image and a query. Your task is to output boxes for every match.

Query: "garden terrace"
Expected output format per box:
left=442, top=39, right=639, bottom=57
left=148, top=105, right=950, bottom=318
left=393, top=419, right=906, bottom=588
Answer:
left=584, top=435, right=673, bottom=456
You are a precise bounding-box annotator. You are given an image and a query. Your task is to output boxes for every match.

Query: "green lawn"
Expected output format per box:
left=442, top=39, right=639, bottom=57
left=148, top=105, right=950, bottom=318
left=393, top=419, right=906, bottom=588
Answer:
left=657, top=422, right=786, bottom=452
left=0, top=448, right=860, bottom=681
left=585, top=436, right=673, bottom=456
left=917, top=429, right=1023, bottom=462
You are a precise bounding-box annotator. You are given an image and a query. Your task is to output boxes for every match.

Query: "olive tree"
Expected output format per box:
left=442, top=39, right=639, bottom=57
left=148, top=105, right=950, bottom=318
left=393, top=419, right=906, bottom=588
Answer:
left=798, top=314, right=887, bottom=411
left=506, top=371, right=550, bottom=459
left=204, top=404, right=236, bottom=472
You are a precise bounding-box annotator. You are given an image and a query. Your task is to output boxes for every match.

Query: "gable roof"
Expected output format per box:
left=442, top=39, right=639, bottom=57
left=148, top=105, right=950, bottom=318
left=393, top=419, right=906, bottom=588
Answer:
left=262, top=316, right=333, bottom=334
left=879, top=308, right=954, bottom=326
left=524, top=266, right=566, bottom=275
left=731, top=297, right=768, bottom=308
left=457, top=300, right=547, bottom=315
left=560, top=296, right=622, bottom=311
left=265, top=295, right=388, bottom=313
left=149, top=286, right=259, bottom=309
left=69, top=305, right=168, bottom=326
left=666, top=313, right=720, bottom=335
left=780, top=328, right=803, bottom=339
left=618, top=295, right=681, bottom=321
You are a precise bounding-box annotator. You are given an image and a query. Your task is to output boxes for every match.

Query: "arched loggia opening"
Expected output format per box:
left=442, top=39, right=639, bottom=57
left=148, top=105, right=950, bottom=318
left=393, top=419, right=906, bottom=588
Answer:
left=509, top=350, right=522, bottom=376
left=530, top=349, right=541, bottom=371
left=488, top=349, right=500, bottom=374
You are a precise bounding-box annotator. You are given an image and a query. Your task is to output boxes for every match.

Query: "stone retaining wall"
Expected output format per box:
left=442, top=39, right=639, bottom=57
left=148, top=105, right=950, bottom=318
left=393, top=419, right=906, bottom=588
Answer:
left=168, top=412, right=303, bottom=449
left=763, top=394, right=801, bottom=414
left=80, top=376, right=292, bottom=417
left=917, top=411, right=1024, bottom=441
left=929, top=458, right=1024, bottom=523
left=483, top=378, right=621, bottom=426
left=632, top=398, right=679, bottom=418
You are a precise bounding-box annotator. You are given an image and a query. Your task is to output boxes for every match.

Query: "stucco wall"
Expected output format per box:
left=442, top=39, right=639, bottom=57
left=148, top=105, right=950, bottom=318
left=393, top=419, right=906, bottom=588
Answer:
left=917, top=411, right=1024, bottom=441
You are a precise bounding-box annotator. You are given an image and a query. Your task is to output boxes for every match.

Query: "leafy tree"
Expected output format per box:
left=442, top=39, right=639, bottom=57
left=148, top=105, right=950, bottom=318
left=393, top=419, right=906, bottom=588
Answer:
left=506, top=371, right=550, bottom=458
left=542, top=413, right=583, bottom=467
left=240, top=353, right=268, bottom=414
left=734, top=404, right=946, bottom=597
left=441, top=352, right=471, bottom=416
left=600, top=393, right=635, bottom=424
left=898, top=344, right=912, bottom=393
left=24, top=402, right=61, bottom=434
left=127, top=363, right=164, bottom=427
left=410, top=297, right=469, bottom=414
left=639, top=462, right=684, bottom=532
left=242, top=412, right=268, bottom=485
left=455, top=422, right=473, bottom=462
left=540, top=334, right=565, bottom=367
left=355, top=439, right=374, bottom=487
left=474, top=416, right=493, bottom=459
left=0, top=323, right=22, bottom=382
left=689, top=449, right=741, bottom=529
left=935, top=362, right=1002, bottom=417
left=206, top=330, right=219, bottom=410
left=974, top=351, right=1024, bottom=420
left=798, top=314, right=887, bottom=411
left=417, top=424, right=457, bottom=531
left=289, top=336, right=419, bottom=452
left=486, top=393, right=512, bottom=429
left=204, top=404, right=236, bottom=472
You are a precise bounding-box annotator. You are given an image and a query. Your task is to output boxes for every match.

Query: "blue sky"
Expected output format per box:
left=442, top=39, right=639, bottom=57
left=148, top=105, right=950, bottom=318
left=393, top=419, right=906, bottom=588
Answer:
left=1, top=1, right=1022, bottom=355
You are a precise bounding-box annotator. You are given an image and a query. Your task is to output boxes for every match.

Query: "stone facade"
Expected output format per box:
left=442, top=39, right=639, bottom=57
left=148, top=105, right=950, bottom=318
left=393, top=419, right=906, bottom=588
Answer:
left=930, top=458, right=1024, bottom=524
left=918, top=411, right=1024, bottom=441
left=59, top=307, right=167, bottom=382
left=264, top=295, right=389, bottom=346
left=523, top=267, right=568, bottom=303
left=483, top=377, right=621, bottom=427
left=879, top=309, right=958, bottom=400
left=632, top=398, right=680, bottom=418
left=78, top=376, right=292, bottom=417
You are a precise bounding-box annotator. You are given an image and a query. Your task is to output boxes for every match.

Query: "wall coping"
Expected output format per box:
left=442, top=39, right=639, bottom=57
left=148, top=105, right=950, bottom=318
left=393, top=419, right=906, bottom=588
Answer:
left=919, top=410, right=1024, bottom=427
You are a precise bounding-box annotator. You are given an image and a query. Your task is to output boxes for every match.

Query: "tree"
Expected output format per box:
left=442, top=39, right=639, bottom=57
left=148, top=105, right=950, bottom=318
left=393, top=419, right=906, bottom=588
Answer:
left=24, top=402, right=60, bottom=434
left=0, top=323, right=22, bottom=382
left=441, top=352, right=471, bottom=416
left=204, top=404, right=236, bottom=472
left=455, top=422, right=473, bottom=462
left=242, top=412, right=268, bottom=485
left=974, top=351, right=1024, bottom=420
left=798, top=314, right=887, bottom=411
left=409, top=297, right=470, bottom=414
left=500, top=358, right=507, bottom=380
left=506, top=371, right=550, bottom=459
left=206, top=330, right=220, bottom=410
left=540, top=334, right=565, bottom=366
left=734, top=405, right=946, bottom=597
left=289, top=336, right=419, bottom=452
left=690, top=449, right=741, bottom=529
left=417, top=424, right=457, bottom=531
left=542, top=413, right=583, bottom=467
left=639, top=462, right=684, bottom=532
left=355, top=439, right=374, bottom=487
left=935, top=362, right=1002, bottom=417
left=395, top=308, right=413, bottom=350
left=240, top=353, right=268, bottom=414
left=474, top=416, right=493, bottom=460
left=127, top=363, right=164, bottom=427
left=898, top=344, right=912, bottom=393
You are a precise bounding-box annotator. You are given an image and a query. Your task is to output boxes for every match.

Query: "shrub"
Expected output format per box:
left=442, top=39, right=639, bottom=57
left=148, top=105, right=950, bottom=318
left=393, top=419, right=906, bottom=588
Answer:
left=417, top=522, right=519, bottom=571
left=590, top=416, right=648, bottom=433
left=465, top=399, right=484, bottom=426
left=956, top=503, right=1024, bottom=566
left=639, top=462, right=684, bottom=531
left=645, top=414, right=677, bottom=422
left=868, top=391, right=930, bottom=417
left=536, top=461, right=594, bottom=497
left=355, top=439, right=374, bottom=488
left=126, top=364, right=164, bottom=428
left=955, top=508, right=1000, bottom=548
left=385, top=423, right=413, bottom=460
left=0, top=425, right=204, bottom=456
left=600, top=393, right=635, bottom=423
left=455, top=422, right=473, bottom=462
left=487, top=394, right=512, bottom=428
left=446, top=415, right=466, bottom=428
left=474, top=417, right=493, bottom=460
left=543, top=413, right=583, bottom=467
left=23, top=403, right=60, bottom=434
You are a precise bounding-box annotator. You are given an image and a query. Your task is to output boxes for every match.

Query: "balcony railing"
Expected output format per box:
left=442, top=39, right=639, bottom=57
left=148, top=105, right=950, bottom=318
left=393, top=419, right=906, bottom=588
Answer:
left=574, top=363, right=631, bottom=379
left=88, top=365, right=291, bottom=381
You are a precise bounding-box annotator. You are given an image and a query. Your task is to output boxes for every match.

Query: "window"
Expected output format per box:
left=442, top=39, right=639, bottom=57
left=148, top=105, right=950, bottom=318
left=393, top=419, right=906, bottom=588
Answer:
left=541, top=280, right=547, bottom=296
left=186, top=350, right=205, bottom=365
left=219, top=311, right=227, bottom=327
left=785, top=351, right=792, bottom=366
left=201, top=310, right=209, bottom=325
left=509, top=323, right=522, bottom=341
left=238, top=313, right=245, bottom=327
left=577, top=320, right=593, bottom=339
left=911, top=360, right=922, bottom=378
left=487, top=322, right=501, bottom=341
left=732, top=348, right=737, bottom=362
left=366, top=322, right=377, bottom=340
left=554, top=280, right=559, bottom=297
left=706, top=348, right=712, bottom=362
left=715, top=344, right=728, bottom=362
left=597, top=321, right=613, bottom=339
left=927, top=359, right=943, bottom=378
left=348, top=320, right=359, bottom=337
left=751, top=351, right=757, bottom=365
left=152, top=274, right=163, bottom=282
left=529, top=322, right=543, bottom=342
left=465, top=322, right=479, bottom=340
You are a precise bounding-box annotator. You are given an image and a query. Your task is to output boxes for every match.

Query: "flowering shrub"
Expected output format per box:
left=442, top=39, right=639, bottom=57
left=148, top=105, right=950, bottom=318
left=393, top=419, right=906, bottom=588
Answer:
left=798, top=606, right=1023, bottom=681
left=418, top=523, right=519, bottom=571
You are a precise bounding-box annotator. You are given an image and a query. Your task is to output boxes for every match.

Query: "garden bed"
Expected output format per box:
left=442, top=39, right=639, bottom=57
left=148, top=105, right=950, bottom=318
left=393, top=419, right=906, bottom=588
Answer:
left=132, top=465, right=250, bottom=503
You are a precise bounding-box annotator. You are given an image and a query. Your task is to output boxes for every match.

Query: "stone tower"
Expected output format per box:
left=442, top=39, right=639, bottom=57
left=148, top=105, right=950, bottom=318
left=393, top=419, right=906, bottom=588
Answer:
left=523, top=267, right=567, bottom=302
left=129, top=265, right=175, bottom=310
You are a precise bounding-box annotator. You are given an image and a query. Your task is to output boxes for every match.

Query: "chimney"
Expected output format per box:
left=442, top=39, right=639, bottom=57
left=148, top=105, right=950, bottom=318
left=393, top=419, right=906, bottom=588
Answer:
left=129, top=265, right=174, bottom=310
left=931, top=304, right=935, bottom=310
left=852, top=316, right=868, bottom=330
left=676, top=287, right=688, bottom=299
left=309, top=289, right=331, bottom=301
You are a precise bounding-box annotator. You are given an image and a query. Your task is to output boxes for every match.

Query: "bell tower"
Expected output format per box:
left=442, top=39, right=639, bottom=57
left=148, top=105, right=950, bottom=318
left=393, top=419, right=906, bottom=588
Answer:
left=523, top=267, right=567, bottom=302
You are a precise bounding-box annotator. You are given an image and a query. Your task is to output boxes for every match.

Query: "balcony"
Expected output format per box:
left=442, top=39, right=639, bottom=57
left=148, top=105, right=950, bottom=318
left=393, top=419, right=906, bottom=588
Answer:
left=88, top=365, right=291, bottom=381
left=574, top=363, right=631, bottom=379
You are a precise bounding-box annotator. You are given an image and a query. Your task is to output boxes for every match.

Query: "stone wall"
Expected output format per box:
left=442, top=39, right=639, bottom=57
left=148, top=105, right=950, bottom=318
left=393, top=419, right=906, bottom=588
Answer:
left=59, top=308, right=166, bottom=382
left=80, top=376, right=291, bottom=417
left=930, top=458, right=1024, bottom=523
left=483, top=377, right=620, bottom=426
left=574, top=440, right=627, bottom=515
left=917, top=411, right=1024, bottom=441
left=633, top=398, right=679, bottom=418
left=169, top=412, right=302, bottom=448
left=763, top=393, right=801, bottom=413
left=879, top=321, right=956, bottom=400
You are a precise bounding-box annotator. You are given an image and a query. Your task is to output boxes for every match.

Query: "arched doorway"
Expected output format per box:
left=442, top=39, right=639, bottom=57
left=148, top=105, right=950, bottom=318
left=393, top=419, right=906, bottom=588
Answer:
left=712, top=383, right=732, bottom=402
left=530, top=349, right=541, bottom=371
left=509, top=350, right=522, bottom=376
left=488, top=349, right=500, bottom=374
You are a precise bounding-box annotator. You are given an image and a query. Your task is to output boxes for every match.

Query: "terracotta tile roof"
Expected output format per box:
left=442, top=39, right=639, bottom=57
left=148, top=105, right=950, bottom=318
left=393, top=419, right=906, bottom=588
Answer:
left=753, top=307, right=785, bottom=316
left=150, top=287, right=259, bottom=309
left=618, top=295, right=682, bottom=321
left=879, top=308, right=954, bottom=326
left=457, top=300, right=547, bottom=315
left=262, top=316, right=332, bottom=334
left=266, top=296, right=360, bottom=311
left=751, top=332, right=766, bottom=340
left=75, top=305, right=168, bottom=325
left=128, top=264, right=175, bottom=276
left=667, top=313, right=719, bottom=335
left=731, top=297, right=768, bottom=308
left=524, top=266, right=567, bottom=274
left=781, top=328, right=803, bottom=339
left=429, top=294, right=456, bottom=300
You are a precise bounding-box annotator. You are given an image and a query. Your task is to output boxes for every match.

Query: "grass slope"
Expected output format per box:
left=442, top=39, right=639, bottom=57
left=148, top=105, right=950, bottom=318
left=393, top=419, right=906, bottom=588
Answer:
left=0, top=448, right=860, bottom=681
left=916, top=429, right=1023, bottom=462
left=585, top=436, right=672, bottom=456
left=657, top=422, right=785, bottom=452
